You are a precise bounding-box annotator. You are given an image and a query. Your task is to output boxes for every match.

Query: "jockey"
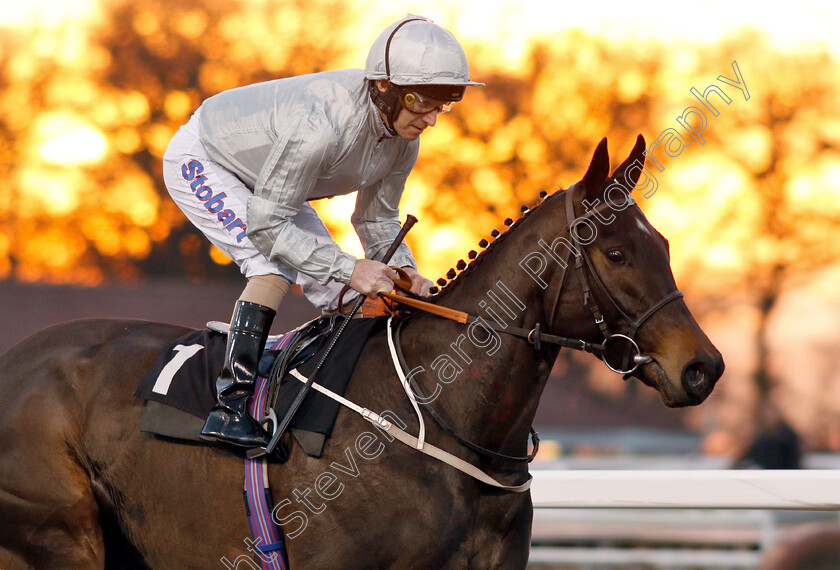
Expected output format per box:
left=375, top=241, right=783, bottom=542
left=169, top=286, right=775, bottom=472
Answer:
left=163, top=15, right=482, bottom=448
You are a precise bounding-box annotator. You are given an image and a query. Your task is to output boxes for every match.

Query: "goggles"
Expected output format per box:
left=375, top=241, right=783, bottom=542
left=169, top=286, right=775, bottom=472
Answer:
left=397, top=88, right=454, bottom=114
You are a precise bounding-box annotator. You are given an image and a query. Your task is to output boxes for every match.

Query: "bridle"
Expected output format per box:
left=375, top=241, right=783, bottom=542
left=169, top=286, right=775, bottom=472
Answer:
left=545, top=182, right=685, bottom=374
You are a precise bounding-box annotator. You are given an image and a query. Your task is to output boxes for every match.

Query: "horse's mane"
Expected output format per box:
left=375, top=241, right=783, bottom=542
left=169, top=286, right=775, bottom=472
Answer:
left=430, top=186, right=567, bottom=301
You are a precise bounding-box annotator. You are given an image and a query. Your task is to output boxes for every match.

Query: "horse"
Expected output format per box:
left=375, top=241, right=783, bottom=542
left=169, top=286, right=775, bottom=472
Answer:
left=0, top=135, right=723, bottom=569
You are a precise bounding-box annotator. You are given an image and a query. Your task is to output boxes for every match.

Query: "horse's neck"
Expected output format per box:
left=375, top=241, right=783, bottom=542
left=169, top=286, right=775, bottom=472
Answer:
left=401, top=229, right=560, bottom=457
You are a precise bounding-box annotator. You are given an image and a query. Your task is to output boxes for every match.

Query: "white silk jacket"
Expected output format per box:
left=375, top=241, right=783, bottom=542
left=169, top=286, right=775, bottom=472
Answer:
left=198, top=69, right=419, bottom=285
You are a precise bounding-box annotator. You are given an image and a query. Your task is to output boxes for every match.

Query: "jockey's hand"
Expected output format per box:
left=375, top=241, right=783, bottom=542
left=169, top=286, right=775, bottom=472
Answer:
left=350, top=259, right=399, bottom=299
left=400, top=266, right=434, bottom=298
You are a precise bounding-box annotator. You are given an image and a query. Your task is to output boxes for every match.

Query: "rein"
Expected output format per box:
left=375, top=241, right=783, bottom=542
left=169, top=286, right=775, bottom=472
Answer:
left=392, top=318, right=540, bottom=464
left=381, top=290, right=606, bottom=354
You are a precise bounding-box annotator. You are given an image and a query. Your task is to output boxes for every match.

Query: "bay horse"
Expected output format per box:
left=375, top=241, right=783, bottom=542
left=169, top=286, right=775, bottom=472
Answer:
left=0, top=135, right=723, bottom=569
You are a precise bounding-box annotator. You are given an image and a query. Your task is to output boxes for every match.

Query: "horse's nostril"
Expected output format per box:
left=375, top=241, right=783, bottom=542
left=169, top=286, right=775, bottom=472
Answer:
left=682, top=360, right=711, bottom=399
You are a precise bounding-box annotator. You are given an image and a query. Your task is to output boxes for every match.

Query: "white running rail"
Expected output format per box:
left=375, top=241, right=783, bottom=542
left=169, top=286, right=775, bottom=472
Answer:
left=528, top=470, right=840, bottom=567
left=530, top=470, right=840, bottom=510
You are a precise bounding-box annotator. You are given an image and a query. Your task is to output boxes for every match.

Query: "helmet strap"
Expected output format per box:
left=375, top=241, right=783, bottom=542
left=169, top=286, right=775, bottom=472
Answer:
left=368, top=81, right=400, bottom=136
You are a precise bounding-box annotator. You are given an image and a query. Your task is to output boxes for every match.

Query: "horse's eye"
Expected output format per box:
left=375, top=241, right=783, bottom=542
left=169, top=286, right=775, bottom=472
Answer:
left=607, top=249, right=625, bottom=264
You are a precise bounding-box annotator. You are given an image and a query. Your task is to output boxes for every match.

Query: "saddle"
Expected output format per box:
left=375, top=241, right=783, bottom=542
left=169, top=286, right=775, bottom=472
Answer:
left=134, top=312, right=387, bottom=457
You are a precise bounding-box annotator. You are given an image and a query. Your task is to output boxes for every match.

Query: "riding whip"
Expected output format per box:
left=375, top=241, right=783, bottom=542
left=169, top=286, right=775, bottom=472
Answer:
left=249, top=214, right=418, bottom=459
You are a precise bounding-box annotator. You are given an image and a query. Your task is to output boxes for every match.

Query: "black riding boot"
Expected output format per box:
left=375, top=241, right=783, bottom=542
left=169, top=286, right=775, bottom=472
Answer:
left=201, top=300, right=276, bottom=448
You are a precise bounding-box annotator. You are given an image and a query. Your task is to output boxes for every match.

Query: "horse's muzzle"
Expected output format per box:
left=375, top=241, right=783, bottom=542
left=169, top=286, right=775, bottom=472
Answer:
left=681, top=354, right=724, bottom=401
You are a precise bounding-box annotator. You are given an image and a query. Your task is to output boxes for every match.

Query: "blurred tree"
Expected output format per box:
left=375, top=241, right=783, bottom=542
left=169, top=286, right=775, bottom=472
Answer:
left=0, top=0, right=356, bottom=284
left=643, top=34, right=840, bottom=422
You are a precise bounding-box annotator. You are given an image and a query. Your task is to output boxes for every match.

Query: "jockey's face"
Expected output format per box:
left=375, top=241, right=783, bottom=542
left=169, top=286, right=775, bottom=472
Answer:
left=375, top=80, right=440, bottom=141
left=393, top=103, right=438, bottom=141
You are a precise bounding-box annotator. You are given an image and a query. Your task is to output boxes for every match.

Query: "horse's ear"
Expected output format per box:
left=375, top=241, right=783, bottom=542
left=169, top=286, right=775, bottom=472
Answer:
left=609, top=134, right=647, bottom=190
left=582, top=138, right=610, bottom=197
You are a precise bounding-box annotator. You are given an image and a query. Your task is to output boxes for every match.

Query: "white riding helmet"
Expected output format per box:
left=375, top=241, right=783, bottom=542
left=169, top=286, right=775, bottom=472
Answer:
left=365, top=14, right=483, bottom=92
left=365, top=15, right=483, bottom=134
